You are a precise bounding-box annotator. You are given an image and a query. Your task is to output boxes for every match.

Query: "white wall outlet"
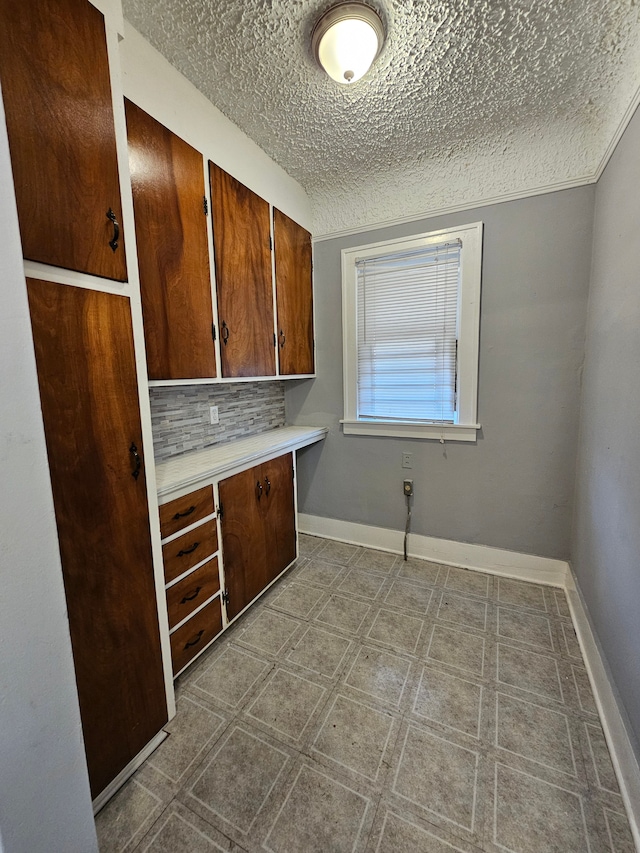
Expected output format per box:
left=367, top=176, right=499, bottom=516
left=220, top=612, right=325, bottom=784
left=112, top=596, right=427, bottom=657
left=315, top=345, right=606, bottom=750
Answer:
left=209, top=405, right=219, bottom=425
left=402, top=452, right=412, bottom=469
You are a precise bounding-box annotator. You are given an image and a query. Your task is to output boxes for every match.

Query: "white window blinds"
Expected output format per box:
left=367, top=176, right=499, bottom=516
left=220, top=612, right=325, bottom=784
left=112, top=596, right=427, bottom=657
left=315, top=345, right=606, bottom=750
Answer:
left=355, top=240, right=461, bottom=423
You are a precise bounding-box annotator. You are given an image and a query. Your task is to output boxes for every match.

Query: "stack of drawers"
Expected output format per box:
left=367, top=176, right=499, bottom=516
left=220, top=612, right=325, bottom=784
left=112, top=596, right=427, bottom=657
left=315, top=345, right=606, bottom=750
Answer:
left=159, top=485, right=223, bottom=675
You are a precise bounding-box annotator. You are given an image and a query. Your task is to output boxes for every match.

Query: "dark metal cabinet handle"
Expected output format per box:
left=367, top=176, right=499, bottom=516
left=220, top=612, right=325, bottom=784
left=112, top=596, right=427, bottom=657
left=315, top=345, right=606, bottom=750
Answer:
left=221, top=321, right=229, bottom=345
left=256, top=480, right=263, bottom=500
left=264, top=476, right=271, bottom=496
left=173, top=505, right=195, bottom=520
left=129, top=442, right=141, bottom=480
left=279, top=329, right=286, bottom=348
left=180, top=586, right=202, bottom=604
left=184, top=629, right=204, bottom=649
left=177, top=541, right=199, bottom=557
left=106, top=208, right=120, bottom=252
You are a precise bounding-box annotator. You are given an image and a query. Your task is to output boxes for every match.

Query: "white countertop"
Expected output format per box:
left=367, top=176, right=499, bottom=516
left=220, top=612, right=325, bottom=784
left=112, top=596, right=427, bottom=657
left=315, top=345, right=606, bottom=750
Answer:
left=155, top=425, right=328, bottom=498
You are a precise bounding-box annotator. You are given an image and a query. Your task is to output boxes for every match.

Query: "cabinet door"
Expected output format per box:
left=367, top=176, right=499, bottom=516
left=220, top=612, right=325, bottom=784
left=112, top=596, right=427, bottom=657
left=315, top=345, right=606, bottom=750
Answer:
left=0, top=0, right=127, bottom=281
left=209, top=162, right=276, bottom=378
left=273, top=209, right=315, bottom=375
left=261, top=453, right=296, bottom=583
left=125, top=101, right=216, bottom=379
left=218, top=464, right=268, bottom=620
left=26, top=279, right=167, bottom=798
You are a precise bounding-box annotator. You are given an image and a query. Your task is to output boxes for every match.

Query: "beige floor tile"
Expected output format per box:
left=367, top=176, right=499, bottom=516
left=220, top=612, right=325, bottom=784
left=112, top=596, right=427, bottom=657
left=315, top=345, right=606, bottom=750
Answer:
left=412, top=666, right=483, bottom=739
left=396, top=557, right=443, bottom=586
left=584, top=722, right=620, bottom=794
left=184, top=724, right=291, bottom=837
left=245, top=667, right=327, bottom=743
left=343, top=645, right=412, bottom=709
left=392, top=724, right=480, bottom=832
left=497, top=643, right=563, bottom=703
left=96, top=778, right=163, bottom=853
left=312, top=693, right=398, bottom=783
left=444, top=567, right=491, bottom=599
left=295, top=558, right=346, bottom=588
left=147, top=695, right=227, bottom=786
left=262, top=761, right=373, bottom=853
left=137, top=802, right=233, bottom=852
left=366, top=609, right=425, bottom=655
left=497, top=577, right=547, bottom=612
left=572, top=666, right=599, bottom=716
left=492, top=763, right=589, bottom=852
left=497, top=607, right=555, bottom=652
left=191, top=645, right=271, bottom=710
left=355, top=548, right=397, bottom=574
left=314, top=593, right=372, bottom=635
left=298, top=533, right=324, bottom=556
left=235, top=609, right=302, bottom=657
left=437, top=591, right=488, bottom=632
left=603, top=807, right=636, bottom=853
left=369, top=808, right=483, bottom=853
left=561, top=621, right=584, bottom=660
left=384, top=579, right=434, bottom=615
left=286, top=624, right=353, bottom=678
left=338, top=569, right=387, bottom=600
left=316, top=539, right=361, bottom=565
left=268, top=581, right=326, bottom=618
left=426, top=625, right=485, bottom=677
left=495, top=693, right=577, bottom=777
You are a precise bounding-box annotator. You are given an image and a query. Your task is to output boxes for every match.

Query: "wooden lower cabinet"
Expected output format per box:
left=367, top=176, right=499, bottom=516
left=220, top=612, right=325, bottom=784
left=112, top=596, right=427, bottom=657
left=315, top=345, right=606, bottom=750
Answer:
left=170, top=597, right=222, bottom=675
left=26, top=279, right=167, bottom=798
left=219, top=453, right=296, bottom=620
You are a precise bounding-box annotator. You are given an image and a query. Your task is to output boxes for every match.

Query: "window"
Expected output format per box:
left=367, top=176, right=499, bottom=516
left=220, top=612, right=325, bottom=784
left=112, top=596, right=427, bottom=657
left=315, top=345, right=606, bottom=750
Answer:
left=341, top=222, right=482, bottom=440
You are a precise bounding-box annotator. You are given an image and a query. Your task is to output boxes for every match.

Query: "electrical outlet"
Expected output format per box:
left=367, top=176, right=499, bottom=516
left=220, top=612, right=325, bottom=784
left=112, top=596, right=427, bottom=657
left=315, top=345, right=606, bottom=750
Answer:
left=209, top=405, right=219, bottom=425
left=403, top=479, right=414, bottom=496
left=402, top=452, right=412, bottom=469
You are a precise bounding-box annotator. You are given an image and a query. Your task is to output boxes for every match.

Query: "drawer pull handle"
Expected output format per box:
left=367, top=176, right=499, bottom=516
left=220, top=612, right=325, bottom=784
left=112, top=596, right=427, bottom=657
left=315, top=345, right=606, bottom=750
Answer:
left=106, top=208, right=120, bottom=252
left=279, top=329, right=286, bottom=348
left=180, top=586, right=202, bottom=604
left=129, top=442, right=141, bottom=480
left=221, top=321, right=229, bottom=345
left=256, top=480, right=263, bottom=500
left=184, top=630, right=204, bottom=649
left=265, top=476, right=271, bottom=496
left=177, top=541, right=199, bottom=557
left=173, top=505, right=196, bottom=520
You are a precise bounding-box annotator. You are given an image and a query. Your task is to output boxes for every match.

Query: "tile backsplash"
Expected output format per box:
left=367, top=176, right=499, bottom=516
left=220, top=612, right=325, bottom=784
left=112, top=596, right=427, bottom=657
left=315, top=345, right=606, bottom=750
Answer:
left=149, top=382, right=286, bottom=462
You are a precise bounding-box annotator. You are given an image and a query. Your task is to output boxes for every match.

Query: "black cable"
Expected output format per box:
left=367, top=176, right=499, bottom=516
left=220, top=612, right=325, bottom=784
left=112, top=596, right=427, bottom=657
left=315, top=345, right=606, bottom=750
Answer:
left=404, top=493, right=411, bottom=561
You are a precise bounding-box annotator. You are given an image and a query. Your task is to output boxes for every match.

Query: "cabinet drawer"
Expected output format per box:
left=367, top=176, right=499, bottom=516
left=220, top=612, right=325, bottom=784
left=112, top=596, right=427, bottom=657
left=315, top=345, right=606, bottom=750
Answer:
left=162, top=519, right=218, bottom=584
left=166, top=557, right=220, bottom=630
left=159, top=485, right=214, bottom=539
left=170, top=597, right=222, bottom=675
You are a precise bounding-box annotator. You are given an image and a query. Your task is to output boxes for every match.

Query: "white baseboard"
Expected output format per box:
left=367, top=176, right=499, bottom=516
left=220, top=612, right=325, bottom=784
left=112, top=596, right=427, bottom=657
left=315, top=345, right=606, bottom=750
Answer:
left=92, top=730, right=167, bottom=815
left=298, top=514, right=569, bottom=587
left=300, top=513, right=640, bottom=848
left=565, top=571, right=640, bottom=850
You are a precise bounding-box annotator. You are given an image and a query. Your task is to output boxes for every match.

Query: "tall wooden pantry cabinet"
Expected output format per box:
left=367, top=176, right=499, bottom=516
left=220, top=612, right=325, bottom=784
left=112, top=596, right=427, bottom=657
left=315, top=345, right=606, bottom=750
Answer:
left=0, top=0, right=168, bottom=800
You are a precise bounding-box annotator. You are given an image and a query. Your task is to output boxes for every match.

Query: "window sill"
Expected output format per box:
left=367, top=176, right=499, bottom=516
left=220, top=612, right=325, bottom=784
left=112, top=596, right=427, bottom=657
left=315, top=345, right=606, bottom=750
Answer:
left=340, top=419, right=480, bottom=442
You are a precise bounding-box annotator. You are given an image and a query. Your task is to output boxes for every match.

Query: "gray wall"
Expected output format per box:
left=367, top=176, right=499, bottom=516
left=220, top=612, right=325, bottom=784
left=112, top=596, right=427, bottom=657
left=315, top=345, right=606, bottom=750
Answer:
left=287, top=188, right=594, bottom=560
left=0, top=98, right=98, bottom=851
left=571, top=104, right=640, bottom=756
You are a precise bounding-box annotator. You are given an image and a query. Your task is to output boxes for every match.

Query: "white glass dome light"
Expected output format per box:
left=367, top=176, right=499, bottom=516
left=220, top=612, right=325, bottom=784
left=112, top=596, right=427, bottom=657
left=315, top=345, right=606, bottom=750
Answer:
left=312, top=3, right=385, bottom=85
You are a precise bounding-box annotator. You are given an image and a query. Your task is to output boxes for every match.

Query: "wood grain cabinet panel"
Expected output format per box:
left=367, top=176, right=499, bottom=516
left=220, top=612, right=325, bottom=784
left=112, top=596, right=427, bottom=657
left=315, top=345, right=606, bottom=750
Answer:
left=170, top=598, right=222, bottom=675
left=209, top=162, right=276, bottom=378
left=273, top=208, right=314, bottom=376
left=26, top=279, right=166, bottom=798
left=0, top=0, right=127, bottom=280
left=159, top=484, right=214, bottom=539
left=219, top=453, right=295, bottom=620
left=162, top=519, right=218, bottom=584
left=166, top=558, right=220, bottom=629
left=125, top=100, right=216, bottom=379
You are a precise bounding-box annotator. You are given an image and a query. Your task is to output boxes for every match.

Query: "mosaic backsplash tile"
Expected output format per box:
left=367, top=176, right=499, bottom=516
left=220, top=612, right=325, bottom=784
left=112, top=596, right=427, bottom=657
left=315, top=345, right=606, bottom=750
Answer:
left=149, top=382, right=286, bottom=461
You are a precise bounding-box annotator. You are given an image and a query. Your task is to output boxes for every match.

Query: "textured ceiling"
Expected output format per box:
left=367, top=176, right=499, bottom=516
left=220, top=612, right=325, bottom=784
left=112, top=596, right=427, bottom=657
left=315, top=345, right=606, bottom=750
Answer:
left=122, top=0, right=640, bottom=235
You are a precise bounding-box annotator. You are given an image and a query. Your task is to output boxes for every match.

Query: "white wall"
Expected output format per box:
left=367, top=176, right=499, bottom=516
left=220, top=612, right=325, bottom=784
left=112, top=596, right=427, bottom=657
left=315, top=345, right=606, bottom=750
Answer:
left=0, top=95, right=98, bottom=852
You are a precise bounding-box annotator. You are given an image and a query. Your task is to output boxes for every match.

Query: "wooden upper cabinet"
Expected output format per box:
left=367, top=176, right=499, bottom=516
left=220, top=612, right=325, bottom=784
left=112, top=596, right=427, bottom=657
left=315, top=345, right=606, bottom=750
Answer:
left=209, top=162, right=276, bottom=378
left=26, top=279, right=167, bottom=798
left=0, top=0, right=127, bottom=281
left=125, top=101, right=216, bottom=380
left=273, top=209, right=315, bottom=376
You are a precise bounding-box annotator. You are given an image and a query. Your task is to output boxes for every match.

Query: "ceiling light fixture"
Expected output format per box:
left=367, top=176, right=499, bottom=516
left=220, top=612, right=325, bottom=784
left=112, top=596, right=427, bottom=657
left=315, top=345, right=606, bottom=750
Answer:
left=312, top=2, right=385, bottom=85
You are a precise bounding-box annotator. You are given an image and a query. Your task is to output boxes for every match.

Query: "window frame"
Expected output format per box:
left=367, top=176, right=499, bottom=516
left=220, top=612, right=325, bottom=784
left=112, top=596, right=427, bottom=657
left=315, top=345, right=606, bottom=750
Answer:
left=341, top=221, right=483, bottom=441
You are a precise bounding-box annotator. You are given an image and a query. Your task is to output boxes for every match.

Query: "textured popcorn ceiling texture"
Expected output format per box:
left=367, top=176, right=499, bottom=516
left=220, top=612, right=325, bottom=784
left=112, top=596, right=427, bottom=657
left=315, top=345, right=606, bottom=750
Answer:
left=123, top=0, right=640, bottom=235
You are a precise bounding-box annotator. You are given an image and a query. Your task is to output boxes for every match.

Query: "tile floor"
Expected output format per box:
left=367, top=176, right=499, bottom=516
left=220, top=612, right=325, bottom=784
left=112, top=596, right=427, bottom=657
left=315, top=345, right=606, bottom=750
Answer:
left=96, top=536, right=636, bottom=853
